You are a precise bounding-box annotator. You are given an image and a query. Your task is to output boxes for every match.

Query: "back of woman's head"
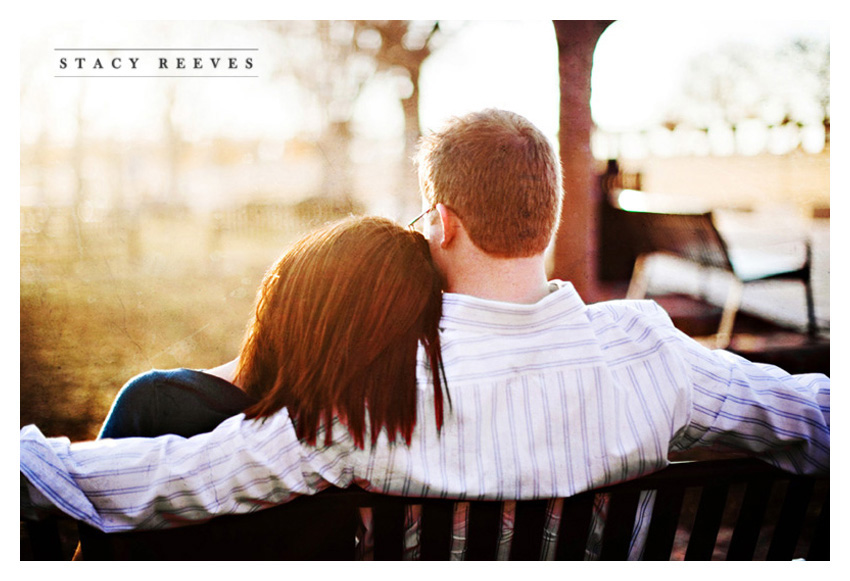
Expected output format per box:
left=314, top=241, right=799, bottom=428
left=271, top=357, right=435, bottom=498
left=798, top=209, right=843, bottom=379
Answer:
left=237, top=216, right=446, bottom=448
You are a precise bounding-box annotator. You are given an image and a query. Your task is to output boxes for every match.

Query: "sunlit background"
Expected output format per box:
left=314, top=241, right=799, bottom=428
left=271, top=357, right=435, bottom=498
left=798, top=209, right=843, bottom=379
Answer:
left=19, top=20, right=830, bottom=442
left=20, top=20, right=829, bottom=213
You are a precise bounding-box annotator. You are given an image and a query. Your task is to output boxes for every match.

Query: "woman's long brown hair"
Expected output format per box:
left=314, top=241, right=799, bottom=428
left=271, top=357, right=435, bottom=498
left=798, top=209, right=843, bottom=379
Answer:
left=236, top=216, right=447, bottom=448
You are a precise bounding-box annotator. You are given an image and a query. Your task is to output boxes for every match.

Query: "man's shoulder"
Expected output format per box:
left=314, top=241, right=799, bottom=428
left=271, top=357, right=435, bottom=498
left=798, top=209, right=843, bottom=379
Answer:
left=586, top=298, right=676, bottom=329
left=544, top=282, right=680, bottom=340
left=587, top=297, right=668, bottom=314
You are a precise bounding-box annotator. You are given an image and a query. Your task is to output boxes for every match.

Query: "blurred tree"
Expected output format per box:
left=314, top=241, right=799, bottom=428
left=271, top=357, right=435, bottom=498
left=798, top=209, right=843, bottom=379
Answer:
left=266, top=21, right=374, bottom=206
left=351, top=20, right=444, bottom=213
left=550, top=20, right=614, bottom=300
left=781, top=38, right=830, bottom=144
left=162, top=82, right=184, bottom=208
left=668, top=37, right=829, bottom=148
left=266, top=20, right=448, bottom=215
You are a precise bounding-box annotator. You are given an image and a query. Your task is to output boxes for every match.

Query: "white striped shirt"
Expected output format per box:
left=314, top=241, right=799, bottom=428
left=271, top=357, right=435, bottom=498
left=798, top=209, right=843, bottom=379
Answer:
left=20, top=281, right=830, bottom=540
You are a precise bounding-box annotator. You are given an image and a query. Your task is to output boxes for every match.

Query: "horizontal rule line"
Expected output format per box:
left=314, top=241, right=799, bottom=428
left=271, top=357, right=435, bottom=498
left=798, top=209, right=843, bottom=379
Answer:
left=54, top=48, right=258, bottom=51
left=54, top=75, right=259, bottom=78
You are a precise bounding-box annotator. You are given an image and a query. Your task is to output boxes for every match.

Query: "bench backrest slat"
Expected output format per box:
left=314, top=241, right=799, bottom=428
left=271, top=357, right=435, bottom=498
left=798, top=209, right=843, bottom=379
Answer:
left=24, top=458, right=828, bottom=560
left=642, top=484, right=686, bottom=560
left=726, top=478, right=774, bottom=560
left=419, top=501, right=454, bottom=560
left=767, top=477, right=816, bottom=560
left=554, top=493, right=595, bottom=560
left=806, top=496, right=829, bottom=561
left=599, top=487, right=642, bottom=560
left=465, top=500, right=502, bottom=559
left=372, top=502, right=405, bottom=560
left=685, top=483, right=730, bottom=560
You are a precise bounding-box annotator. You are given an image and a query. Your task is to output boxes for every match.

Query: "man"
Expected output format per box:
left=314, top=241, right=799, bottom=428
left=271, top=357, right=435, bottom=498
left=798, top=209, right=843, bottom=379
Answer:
left=21, top=110, right=829, bottom=556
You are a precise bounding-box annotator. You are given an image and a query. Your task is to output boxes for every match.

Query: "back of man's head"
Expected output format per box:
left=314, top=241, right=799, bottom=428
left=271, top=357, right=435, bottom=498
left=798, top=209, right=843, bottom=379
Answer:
left=416, top=109, right=563, bottom=257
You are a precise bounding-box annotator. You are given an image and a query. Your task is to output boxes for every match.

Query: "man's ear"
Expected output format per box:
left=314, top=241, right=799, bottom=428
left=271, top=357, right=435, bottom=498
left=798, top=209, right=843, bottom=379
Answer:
left=435, top=203, right=457, bottom=249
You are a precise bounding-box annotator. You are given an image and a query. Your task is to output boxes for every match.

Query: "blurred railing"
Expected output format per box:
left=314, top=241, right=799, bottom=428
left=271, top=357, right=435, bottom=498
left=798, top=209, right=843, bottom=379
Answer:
left=20, top=206, right=141, bottom=266
left=20, top=197, right=363, bottom=271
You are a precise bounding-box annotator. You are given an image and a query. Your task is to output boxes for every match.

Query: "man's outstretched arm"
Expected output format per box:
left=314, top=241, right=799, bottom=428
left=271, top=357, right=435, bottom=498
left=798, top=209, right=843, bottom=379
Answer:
left=20, top=409, right=357, bottom=532
left=671, top=335, right=830, bottom=475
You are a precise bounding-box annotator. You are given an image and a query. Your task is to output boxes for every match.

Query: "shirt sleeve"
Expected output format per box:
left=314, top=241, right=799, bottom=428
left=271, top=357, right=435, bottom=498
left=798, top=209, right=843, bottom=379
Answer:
left=20, top=410, right=357, bottom=532
left=671, top=336, right=830, bottom=475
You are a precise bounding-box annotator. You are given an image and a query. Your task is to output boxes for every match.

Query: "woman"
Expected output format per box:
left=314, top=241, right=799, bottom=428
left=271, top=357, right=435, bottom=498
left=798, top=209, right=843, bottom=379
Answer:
left=98, top=215, right=448, bottom=449
left=70, top=215, right=447, bottom=559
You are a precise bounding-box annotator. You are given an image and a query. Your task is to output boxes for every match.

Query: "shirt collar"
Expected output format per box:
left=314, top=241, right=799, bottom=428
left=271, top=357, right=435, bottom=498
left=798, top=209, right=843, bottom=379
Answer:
left=440, top=280, right=588, bottom=335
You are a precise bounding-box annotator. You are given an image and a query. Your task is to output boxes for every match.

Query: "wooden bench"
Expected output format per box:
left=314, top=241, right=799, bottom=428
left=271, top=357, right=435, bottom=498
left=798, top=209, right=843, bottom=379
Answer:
left=621, top=210, right=816, bottom=348
left=22, top=458, right=828, bottom=560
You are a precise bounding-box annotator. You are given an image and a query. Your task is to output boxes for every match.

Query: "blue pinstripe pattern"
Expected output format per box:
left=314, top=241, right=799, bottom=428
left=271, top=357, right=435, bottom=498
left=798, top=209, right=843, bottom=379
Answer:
left=21, top=280, right=829, bottom=551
